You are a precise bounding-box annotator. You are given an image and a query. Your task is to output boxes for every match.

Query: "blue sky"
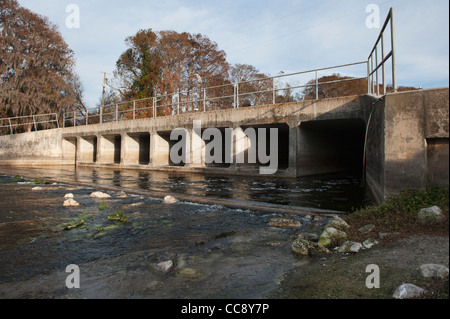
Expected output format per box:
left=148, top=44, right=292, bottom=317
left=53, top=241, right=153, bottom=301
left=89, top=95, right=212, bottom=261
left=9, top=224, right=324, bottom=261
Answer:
left=19, top=0, right=450, bottom=109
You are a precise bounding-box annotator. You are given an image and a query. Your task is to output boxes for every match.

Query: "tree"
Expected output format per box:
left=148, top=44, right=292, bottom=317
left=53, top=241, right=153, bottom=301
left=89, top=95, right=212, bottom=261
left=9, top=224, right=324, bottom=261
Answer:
left=303, top=73, right=367, bottom=100
left=0, top=0, right=84, bottom=129
left=228, top=64, right=271, bottom=107
left=112, top=29, right=230, bottom=115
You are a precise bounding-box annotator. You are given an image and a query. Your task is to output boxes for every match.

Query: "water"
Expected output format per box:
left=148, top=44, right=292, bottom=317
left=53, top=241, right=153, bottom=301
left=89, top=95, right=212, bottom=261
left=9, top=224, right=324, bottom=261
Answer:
left=0, top=166, right=374, bottom=299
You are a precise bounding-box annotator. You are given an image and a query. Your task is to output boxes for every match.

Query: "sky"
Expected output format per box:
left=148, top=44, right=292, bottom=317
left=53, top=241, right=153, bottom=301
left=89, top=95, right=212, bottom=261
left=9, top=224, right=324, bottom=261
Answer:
left=18, top=0, right=450, bottom=110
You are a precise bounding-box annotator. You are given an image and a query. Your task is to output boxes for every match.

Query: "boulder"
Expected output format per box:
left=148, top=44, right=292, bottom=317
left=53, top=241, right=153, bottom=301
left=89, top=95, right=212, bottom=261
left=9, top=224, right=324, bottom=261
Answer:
left=155, top=260, right=173, bottom=273
left=64, top=193, right=74, bottom=199
left=336, top=241, right=363, bottom=253
left=32, top=186, right=44, bottom=191
left=163, top=195, right=178, bottom=204
left=63, top=198, right=80, bottom=207
left=418, top=206, right=445, bottom=223
left=393, top=283, right=426, bottom=299
left=325, top=216, right=349, bottom=230
left=419, top=264, right=449, bottom=280
left=90, top=191, right=111, bottom=199
left=362, top=238, right=379, bottom=249
left=318, top=227, right=347, bottom=247
left=295, top=232, right=319, bottom=242
left=269, top=217, right=301, bottom=227
left=292, top=239, right=330, bottom=257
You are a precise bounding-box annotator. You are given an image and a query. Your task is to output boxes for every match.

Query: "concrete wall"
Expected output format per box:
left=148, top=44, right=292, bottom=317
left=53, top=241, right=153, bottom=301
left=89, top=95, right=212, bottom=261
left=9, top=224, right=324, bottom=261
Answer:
left=0, top=128, right=64, bottom=166
left=365, top=87, right=449, bottom=203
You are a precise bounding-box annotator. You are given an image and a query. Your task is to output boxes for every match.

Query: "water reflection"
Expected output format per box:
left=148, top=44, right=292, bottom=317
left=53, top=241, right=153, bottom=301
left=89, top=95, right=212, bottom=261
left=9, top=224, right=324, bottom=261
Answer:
left=0, top=166, right=374, bottom=211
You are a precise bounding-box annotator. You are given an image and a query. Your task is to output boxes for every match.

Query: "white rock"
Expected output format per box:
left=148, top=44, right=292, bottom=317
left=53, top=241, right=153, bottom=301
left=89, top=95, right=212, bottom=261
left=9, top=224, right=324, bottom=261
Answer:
left=393, top=284, right=426, bottom=299
left=336, top=241, right=363, bottom=253
left=420, top=264, right=449, bottom=279
left=362, top=238, right=379, bottom=249
left=64, top=193, right=74, bottom=199
left=63, top=199, right=80, bottom=207
left=325, top=216, right=350, bottom=230
left=32, top=186, right=44, bottom=191
left=163, top=195, right=178, bottom=204
left=90, top=191, right=111, bottom=199
left=155, top=260, right=173, bottom=273
left=418, top=206, right=444, bottom=223
left=318, top=227, right=347, bottom=247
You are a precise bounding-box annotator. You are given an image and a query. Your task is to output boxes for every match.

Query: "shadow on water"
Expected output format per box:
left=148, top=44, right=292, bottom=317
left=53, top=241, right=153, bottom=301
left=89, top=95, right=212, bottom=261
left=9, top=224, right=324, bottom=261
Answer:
left=0, top=166, right=374, bottom=298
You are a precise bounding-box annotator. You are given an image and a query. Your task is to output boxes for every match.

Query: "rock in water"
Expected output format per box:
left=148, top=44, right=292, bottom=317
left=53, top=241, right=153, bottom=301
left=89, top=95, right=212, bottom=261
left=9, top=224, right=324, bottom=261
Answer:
left=393, top=284, right=426, bottom=299
left=63, top=199, right=80, bottom=207
left=156, top=260, right=173, bottom=273
left=292, top=239, right=330, bottom=256
left=164, top=195, right=178, bottom=204
left=90, top=191, right=111, bottom=199
left=64, top=193, right=74, bottom=199
left=420, top=264, right=449, bottom=279
left=336, top=241, right=363, bottom=253
left=268, top=217, right=301, bottom=227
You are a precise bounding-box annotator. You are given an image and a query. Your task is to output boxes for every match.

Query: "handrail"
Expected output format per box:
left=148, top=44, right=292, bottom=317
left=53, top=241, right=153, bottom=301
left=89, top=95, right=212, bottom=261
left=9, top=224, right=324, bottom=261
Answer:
left=367, top=7, right=397, bottom=95
left=0, top=113, right=59, bottom=135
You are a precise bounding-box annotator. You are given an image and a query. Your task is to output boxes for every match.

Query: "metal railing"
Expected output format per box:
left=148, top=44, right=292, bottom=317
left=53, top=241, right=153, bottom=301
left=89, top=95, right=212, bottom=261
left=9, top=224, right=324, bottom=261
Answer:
left=0, top=113, right=59, bottom=135
left=62, top=61, right=368, bottom=127
left=368, top=7, right=397, bottom=95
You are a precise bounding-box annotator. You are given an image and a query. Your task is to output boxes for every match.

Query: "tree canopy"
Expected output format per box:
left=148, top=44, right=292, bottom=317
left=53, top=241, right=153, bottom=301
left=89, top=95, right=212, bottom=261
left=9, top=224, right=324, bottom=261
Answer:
left=0, top=0, right=84, bottom=122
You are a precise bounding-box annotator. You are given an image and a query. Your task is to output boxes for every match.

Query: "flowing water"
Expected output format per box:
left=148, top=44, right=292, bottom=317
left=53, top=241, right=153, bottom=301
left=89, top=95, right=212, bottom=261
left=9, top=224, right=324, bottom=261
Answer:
left=0, top=166, right=374, bottom=299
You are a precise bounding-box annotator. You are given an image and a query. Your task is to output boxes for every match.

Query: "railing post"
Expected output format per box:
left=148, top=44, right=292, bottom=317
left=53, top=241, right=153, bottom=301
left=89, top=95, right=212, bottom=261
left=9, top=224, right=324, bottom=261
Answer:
left=375, top=44, right=379, bottom=95
left=203, top=88, right=206, bottom=112
left=381, top=33, right=386, bottom=95
left=272, top=78, right=276, bottom=104
left=73, top=111, right=76, bottom=127
left=133, top=101, right=136, bottom=120
left=371, top=55, right=375, bottom=94
left=8, top=118, right=13, bottom=135
left=100, top=106, right=103, bottom=124
left=63, top=111, right=65, bottom=128
left=86, top=111, right=88, bottom=125
left=55, top=113, right=60, bottom=128
left=390, top=7, right=397, bottom=92
left=367, top=59, right=370, bottom=94
left=32, top=115, right=37, bottom=131
left=236, top=83, right=239, bottom=108
left=115, top=104, right=118, bottom=121
left=315, top=70, right=319, bottom=100
left=153, top=97, right=157, bottom=118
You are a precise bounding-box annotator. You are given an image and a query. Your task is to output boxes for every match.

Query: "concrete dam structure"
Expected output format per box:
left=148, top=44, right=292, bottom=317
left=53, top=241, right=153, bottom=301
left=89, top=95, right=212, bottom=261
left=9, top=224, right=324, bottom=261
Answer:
left=0, top=87, right=448, bottom=204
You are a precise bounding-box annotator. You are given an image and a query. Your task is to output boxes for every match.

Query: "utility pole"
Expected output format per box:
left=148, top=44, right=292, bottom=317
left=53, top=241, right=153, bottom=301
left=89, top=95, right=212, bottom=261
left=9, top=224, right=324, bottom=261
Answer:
left=101, top=72, right=107, bottom=109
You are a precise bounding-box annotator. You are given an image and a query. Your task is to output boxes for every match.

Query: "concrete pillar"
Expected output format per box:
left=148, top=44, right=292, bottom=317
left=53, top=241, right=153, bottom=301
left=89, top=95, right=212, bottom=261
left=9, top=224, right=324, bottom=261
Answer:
left=122, top=133, right=139, bottom=165
left=150, top=132, right=170, bottom=166
left=188, top=121, right=205, bottom=167
left=288, top=123, right=299, bottom=175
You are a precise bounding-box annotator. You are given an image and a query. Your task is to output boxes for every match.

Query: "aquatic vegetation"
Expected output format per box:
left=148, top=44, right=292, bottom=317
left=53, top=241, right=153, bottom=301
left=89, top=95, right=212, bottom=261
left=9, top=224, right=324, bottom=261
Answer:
left=65, top=219, right=85, bottom=231
left=98, top=202, right=109, bottom=211
left=108, top=211, right=128, bottom=223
